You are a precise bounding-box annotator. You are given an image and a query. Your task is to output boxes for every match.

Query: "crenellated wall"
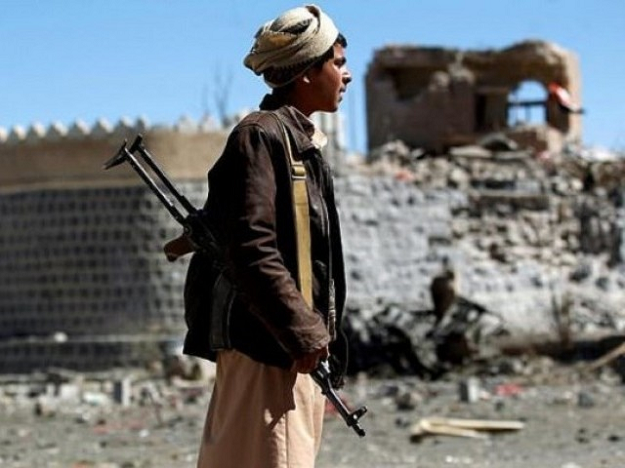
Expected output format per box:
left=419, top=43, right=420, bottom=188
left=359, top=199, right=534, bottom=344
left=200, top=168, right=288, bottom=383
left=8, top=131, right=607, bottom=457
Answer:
left=0, top=117, right=228, bottom=372
left=0, top=116, right=228, bottom=191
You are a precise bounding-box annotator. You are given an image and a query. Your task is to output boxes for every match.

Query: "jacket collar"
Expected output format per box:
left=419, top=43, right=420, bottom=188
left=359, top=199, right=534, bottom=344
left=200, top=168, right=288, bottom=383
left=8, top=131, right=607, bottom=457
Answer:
left=258, top=94, right=323, bottom=158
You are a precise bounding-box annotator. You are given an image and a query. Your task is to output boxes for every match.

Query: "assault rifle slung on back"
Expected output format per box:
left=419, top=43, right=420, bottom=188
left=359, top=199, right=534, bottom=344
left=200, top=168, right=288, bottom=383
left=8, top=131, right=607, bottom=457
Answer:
left=103, top=134, right=368, bottom=437
left=103, top=134, right=219, bottom=260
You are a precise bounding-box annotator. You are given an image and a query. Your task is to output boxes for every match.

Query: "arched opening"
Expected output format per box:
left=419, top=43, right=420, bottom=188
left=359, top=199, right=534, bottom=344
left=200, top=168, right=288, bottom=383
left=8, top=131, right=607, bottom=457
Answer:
left=507, top=80, right=547, bottom=127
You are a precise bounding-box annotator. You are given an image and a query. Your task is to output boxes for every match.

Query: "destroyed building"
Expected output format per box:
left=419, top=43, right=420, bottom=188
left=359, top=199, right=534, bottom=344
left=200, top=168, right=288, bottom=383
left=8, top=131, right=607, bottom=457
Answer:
left=366, top=40, right=583, bottom=153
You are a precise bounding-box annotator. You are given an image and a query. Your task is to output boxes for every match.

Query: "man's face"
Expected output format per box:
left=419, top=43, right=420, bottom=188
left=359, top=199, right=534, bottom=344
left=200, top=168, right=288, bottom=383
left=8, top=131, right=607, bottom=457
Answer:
left=306, top=43, right=351, bottom=113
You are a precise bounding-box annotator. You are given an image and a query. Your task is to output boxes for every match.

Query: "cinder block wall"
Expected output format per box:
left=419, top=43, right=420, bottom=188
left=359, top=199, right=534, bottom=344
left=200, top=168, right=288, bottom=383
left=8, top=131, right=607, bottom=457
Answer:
left=0, top=119, right=227, bottom=372
left=0, top=183, right=208, bottom=338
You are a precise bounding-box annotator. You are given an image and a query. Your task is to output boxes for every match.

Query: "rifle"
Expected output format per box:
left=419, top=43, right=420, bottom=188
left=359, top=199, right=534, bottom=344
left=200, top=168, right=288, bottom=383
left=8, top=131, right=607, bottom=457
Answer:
left=311, top=360, right=367, bottom=437
left=103, top=134, right=368, bottom=437
left=103, top=134, right=220, bottom=261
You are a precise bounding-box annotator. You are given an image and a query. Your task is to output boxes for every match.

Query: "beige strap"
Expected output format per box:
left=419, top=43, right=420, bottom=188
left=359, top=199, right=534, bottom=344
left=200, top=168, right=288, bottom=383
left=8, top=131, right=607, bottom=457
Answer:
left=271, top=115, right=313, bottom=308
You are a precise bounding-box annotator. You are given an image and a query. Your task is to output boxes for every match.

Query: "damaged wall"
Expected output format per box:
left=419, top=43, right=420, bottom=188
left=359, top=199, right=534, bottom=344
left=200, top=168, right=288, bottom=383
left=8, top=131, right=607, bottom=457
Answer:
left=366, top=40, right=582, bottom=152
left=346, top=143, right=625, bottom=343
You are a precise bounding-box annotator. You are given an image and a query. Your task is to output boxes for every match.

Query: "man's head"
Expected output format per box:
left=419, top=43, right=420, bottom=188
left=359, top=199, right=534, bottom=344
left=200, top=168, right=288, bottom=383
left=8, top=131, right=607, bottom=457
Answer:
left=244, top=4, right=351, bottom=114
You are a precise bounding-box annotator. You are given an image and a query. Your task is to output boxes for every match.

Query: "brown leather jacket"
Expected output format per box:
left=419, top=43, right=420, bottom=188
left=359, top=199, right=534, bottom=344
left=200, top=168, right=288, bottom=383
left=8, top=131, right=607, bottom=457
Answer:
left=183, top=96, right=347, bottom=370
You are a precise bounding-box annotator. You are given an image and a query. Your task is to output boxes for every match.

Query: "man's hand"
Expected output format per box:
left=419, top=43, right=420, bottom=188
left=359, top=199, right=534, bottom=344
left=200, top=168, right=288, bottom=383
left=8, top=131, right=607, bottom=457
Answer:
left=291, top=346, right=329, bottom=374
left=163, top=233, right=196, bottom=262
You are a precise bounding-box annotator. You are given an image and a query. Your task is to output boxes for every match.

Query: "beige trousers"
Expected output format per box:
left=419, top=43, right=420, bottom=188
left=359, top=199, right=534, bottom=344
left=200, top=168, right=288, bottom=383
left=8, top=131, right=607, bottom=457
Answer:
left=197, top=350, right=326, bottom=468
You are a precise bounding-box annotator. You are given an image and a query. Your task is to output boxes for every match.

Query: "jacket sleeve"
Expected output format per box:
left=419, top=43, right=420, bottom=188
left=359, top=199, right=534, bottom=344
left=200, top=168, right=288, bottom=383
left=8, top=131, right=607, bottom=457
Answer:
left=221, top=123, right=330, bottom=359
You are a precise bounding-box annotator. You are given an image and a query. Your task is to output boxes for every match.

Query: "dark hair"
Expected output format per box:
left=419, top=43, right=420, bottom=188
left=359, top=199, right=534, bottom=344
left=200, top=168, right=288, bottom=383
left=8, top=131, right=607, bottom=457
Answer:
left=310, top=33, right=347, bottom=71
left=267, top=33, right=347, bottom=93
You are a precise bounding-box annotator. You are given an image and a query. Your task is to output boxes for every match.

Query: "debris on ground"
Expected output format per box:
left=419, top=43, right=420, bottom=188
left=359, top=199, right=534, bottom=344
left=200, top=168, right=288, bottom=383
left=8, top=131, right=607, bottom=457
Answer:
left=410, top=416, right=525, bottom=441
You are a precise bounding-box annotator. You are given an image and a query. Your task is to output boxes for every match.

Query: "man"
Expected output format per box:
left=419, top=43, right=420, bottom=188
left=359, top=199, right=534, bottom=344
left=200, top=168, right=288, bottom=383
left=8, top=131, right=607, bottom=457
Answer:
left=192, top=5, right=351, bottom=467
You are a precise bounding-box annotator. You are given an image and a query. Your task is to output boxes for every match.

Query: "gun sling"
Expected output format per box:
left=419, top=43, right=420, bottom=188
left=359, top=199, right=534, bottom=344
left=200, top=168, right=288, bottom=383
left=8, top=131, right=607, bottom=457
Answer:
left=272, top=114, right=314, bottom=308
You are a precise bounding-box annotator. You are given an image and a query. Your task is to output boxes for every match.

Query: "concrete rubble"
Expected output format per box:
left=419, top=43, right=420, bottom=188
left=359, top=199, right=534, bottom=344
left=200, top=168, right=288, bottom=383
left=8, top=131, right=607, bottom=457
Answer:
left=341, top=135, right=625, bottom=382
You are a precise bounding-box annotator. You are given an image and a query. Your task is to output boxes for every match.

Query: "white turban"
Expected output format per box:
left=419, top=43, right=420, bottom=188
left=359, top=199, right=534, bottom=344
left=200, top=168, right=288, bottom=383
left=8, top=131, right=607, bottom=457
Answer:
left=243, top=4, right=339, bottom=87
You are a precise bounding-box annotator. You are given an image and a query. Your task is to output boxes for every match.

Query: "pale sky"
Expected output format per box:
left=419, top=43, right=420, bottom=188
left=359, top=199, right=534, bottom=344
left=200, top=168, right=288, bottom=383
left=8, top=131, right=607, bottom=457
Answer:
left=2, top=0, right=624, bottom=152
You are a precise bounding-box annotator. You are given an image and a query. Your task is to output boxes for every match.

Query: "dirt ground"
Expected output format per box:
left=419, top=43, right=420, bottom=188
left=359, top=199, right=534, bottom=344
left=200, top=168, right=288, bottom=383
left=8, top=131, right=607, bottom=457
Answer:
left=0, top=359, right=624, bottom=468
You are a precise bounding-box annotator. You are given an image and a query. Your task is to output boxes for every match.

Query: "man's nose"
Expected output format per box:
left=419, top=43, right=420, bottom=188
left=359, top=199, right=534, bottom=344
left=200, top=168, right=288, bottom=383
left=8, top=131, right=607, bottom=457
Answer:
left=343, top=69, right=352, bottom=84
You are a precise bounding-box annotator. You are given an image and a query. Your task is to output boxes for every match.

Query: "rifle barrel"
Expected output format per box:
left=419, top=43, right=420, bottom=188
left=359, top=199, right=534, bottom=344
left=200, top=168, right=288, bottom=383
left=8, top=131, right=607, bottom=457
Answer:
left=129, top=135, right=197, bottom=215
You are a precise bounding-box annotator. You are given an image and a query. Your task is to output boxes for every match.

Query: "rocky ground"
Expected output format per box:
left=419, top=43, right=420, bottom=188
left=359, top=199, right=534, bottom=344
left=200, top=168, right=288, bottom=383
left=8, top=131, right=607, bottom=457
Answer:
left=1, top=354, right=624, bottom=468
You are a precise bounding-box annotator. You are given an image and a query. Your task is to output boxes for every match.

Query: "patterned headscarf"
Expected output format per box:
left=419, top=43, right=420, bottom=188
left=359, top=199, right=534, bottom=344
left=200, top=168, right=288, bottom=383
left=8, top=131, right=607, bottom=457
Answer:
left=243, top=4, right=339, bottom=88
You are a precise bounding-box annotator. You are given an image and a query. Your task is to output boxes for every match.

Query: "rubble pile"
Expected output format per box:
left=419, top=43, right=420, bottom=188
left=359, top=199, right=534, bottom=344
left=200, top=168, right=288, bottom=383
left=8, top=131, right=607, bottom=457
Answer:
left=339, top=138, right=625, bottom=377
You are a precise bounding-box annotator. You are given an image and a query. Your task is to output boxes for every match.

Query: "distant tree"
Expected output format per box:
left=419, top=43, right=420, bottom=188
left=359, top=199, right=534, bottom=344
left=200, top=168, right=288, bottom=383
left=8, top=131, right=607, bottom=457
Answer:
left=213, top=65, right=233, bottom=127
left=201, top=83, right=211, bottom=119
